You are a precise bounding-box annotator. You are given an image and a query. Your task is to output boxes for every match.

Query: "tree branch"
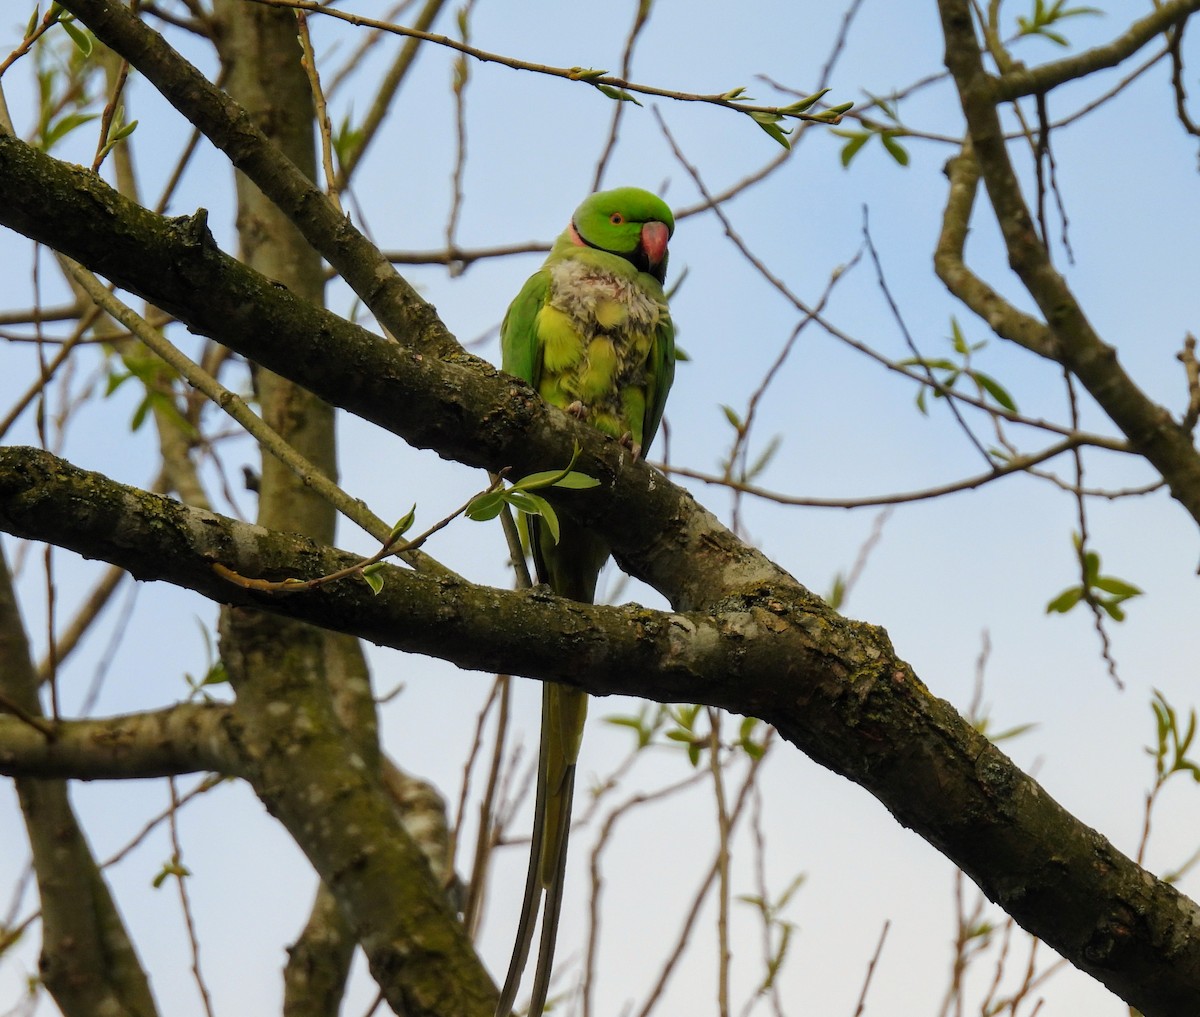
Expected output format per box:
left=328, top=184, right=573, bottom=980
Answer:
left=2, top=446, right=1200, bottom=1015
left=55, top=0, right=455, bottom=359
left=937, top=0, right=1200, bottom=528
left=993, top=0, right=1200, bottom=101
left=0, top=704, right=242, bottom=779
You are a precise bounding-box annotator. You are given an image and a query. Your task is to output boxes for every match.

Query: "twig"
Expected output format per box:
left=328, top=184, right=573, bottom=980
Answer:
left=662, top=436, right=1097, bottom=509
left=35, top=564, right=125, bottom=684
left=91, top=55, right=131, bottom=173
left=0, top=691, right=56, bottom=740
left=1179, top=333, right=1200, bottom=433
left=591, top=0, right=655, bottom=191
left=445, top=0, right=475, bottom=266
left=1064, top=368, right=1123, bottom=689
left=211, top=472, right=503, bottom=593
left=167, top=777, right=217, bottom=1017
left=296, top=10, right=343, bottom=214
left=865, top=206, right=992, bottom=465
left=635, top=733, right=774, bottom=1017
left=60, top=256, right=454, bottom=578
left=851, top=921, right=890, bottom=1016
left=583, top=764, right=711, bottom=1017
left=707, top=709, right=731, bottom=1017
left=1168, top=20, right=1200, bottom=138
left=243, top=0, right=848, bottom=126
left=334, top=0, right=448, bottom=185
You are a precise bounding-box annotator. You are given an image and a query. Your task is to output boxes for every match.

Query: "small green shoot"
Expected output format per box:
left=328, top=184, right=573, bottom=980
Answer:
left=1046, top=534, right=1142, bottom=621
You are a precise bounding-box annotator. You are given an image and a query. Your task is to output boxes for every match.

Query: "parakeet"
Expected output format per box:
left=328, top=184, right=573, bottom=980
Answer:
left=495, top=187, right=676, bottom=1017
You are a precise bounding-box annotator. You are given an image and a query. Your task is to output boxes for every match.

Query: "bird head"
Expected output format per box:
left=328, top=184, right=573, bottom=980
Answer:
left=569, top=187, right=674, bottom=284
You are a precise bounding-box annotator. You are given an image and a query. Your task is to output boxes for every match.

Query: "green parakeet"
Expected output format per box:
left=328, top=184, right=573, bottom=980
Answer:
left=495, top=187, right=676, bottom=1017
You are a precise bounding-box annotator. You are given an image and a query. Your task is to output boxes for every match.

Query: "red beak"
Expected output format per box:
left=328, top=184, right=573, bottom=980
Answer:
left=640, top=220, right=670, bottom=268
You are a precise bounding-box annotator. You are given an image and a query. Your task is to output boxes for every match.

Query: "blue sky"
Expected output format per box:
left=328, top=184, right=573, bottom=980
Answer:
left=3, top=2, right=1200, bottom=1015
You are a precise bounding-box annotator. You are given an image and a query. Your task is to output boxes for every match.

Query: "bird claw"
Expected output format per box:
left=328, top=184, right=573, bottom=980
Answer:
left=565, top=401, right=587, bottom=419
left=619, top=432, right=643, bottom=462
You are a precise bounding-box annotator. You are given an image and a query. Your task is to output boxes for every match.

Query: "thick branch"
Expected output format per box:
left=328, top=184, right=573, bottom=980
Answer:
left=219, top=609, right=495, bottom=1017
left=3, top=446, right=1200, bottom=1015
left=994, top=0, right=1200, bottom=101
left=0, top=704, right=241, bottom=779
left=934, top=143, right=1056, bottom=358
left=55, top=0, right=453, bottom=358
left=0, top=131, right=773, bottom=613
left=0, top=546, right=159, bottom=1017
left=938, top=0, right=1200, bottom=527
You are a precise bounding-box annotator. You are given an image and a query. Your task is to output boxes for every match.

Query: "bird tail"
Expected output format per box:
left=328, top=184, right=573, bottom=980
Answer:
left=496, top=515, right=598, bottom=1017
left=495, top=682, right=585, bottom=1017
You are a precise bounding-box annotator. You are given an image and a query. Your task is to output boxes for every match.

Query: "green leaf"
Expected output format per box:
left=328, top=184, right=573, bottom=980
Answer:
left=41, top=110, right=98, bottom=152
left=59, top=18, right=92, bottom=56
left=362, top=569, right=384, bottom=595
left=596, top=84, right=643, bottom=106
left=949, top=317, right=968, bottom=354
left=388, top=505, right=417, bottom=544
left=974, top=371, right=1018, bottom=412
left=721, top=404, right=742, bottom=430
left=827, top=572, right=846, bottom=610
left=779, top=88, right=830, bottom=115
left=836, top=130, right=870, bottom=168
left=528, top=496, right=560, bottom=543
left=898, top=356, right=957, bottom=371
left=201, top=662, right=229, bottom=687
left=111, top=118, right=138, bottom=143
left=503, top=489, right=546, bottom=516
left=465, top=491, right=505, bottom=521
left=745, top=434, right=782, bottom=482
left=880, top=132, right=909, bottom=166
left=750, top=111, right=791, bottom=150
left=552, top=471, right=600, bottom=491
left=130, top=395, right=151, bottom=432
left=1045, top=587, right=1083, bottom=614
left=989, top=721, right=1037, bottom=743
left=151, top=861, right=190, bottom=888
left=1092, top=576, right=1143, bottom=598
left=510, top=444, right=584, bottom=491
left=569, top=66, right=608, bottom=81
left=812, top=101, right=854, bottom=122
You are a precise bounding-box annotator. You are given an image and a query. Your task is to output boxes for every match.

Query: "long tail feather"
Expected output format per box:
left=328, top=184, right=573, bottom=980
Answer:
left=495, top=696, right=552, bottom=1017
left=528, top=763, right=576, bottom=1017
left=497, top=517, right=595, bottom=1016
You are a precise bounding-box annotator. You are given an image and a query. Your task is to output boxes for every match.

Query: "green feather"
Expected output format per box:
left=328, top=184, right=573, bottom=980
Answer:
left=495, top=187, right=676, bottom=1017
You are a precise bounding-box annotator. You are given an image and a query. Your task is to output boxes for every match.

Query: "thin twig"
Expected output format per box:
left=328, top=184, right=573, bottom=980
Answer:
left=212, top=472, right=503, bottom=593
left=707, top=709, right=731, bottom=1017
left=167, top=777, right=217, bottom=1017
left=591, top=0, right=655, bottom=191
left=635, top=734, right=774, bottom=1017
left=851, top=921, right=890, bottom=1016
left=296, top=10, right=344, bottom=214
left=661, top=436, right=1096, bottom=509
left=582, top=765, right=710, bottom=1017
left=243, top=0, right=848, bottom=126
left=1064, top=368, right=1123, bottom=689
left=864, top=207, right=992, bottom=465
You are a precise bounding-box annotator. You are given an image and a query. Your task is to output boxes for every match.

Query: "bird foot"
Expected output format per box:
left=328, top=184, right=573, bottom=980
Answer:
left=619, top=432, right=643, bottom=462
left=565, top=401, right=587, bottom=419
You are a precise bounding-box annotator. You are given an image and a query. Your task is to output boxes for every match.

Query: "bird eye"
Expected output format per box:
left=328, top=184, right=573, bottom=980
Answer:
left=609, top=213, right=625, bottom=225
